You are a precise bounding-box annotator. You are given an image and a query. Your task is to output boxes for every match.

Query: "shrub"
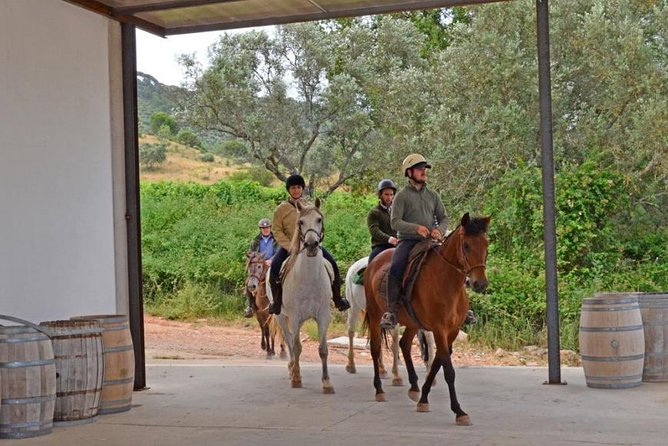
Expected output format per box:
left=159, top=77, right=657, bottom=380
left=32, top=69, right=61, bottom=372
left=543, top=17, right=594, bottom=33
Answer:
left=176, top=129, right=201, bottom=148
left=139, top=142, right=167, bottom=169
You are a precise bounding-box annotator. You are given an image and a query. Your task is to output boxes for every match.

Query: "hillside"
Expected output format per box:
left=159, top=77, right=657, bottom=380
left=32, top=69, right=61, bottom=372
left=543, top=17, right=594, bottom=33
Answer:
left=139, top=135, right=247, bottom=184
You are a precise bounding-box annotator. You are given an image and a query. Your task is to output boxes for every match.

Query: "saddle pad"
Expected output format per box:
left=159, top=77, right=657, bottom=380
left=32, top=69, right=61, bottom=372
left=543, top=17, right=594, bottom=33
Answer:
left=352, top=268, right=366, bottom=285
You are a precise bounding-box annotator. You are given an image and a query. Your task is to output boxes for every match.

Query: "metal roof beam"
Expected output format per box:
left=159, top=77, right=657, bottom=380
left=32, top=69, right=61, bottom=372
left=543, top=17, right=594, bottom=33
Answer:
left=115, top=0, right=243, bottom=15
left=165, top=0, right=509, bottom=35
left=64, top=0, right=166, bottom=36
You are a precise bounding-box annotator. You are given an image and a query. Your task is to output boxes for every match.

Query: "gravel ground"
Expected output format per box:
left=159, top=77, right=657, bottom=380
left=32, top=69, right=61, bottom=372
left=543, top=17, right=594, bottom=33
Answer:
left=144, top=315, right=581, bottom=367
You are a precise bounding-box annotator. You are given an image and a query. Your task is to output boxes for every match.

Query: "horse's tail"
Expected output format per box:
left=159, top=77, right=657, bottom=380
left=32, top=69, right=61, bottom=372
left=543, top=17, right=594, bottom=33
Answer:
left=269, top=314, right=287, bottom=343
left=361, top=312, right=390, bottom=350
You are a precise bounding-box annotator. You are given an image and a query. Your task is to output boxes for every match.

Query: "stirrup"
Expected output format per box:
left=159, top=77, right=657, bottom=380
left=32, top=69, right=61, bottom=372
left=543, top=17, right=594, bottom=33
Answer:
left=380, top=312, right=397, bottom=330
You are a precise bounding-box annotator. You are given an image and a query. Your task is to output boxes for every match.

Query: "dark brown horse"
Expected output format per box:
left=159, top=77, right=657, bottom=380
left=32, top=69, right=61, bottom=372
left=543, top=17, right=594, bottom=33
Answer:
left=363, top=213, right=490, bottom=425
left=245, top=251, right=285, bottom=359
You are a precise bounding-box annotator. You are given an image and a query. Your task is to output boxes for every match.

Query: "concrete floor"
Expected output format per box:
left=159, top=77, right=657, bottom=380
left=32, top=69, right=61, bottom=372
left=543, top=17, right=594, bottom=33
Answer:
left=11, top=359, right=668, bottom=446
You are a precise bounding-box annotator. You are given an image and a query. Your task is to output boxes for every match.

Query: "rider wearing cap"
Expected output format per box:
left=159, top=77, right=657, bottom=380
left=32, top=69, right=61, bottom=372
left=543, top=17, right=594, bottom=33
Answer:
left=267, top=174, right=351, bottom=315
left=380, top=154, right=448, bottom=330
left=244, top=218, right=278, bottom=318
left=367, top=179, right=399, bottom=265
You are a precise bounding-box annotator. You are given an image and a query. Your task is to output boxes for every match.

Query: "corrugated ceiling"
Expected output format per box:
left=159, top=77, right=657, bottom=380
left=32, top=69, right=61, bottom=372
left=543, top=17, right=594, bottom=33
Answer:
left=64, top=0, right=508, bottom=36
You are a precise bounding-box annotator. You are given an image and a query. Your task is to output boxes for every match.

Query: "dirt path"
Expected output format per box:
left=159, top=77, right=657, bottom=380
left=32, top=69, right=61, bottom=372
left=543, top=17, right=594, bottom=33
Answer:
left=144, top=315, right=580, bottom=367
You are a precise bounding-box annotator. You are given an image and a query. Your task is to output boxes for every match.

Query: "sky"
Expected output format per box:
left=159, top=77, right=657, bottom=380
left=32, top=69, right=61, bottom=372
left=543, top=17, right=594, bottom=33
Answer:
left=136, top=30, right=224, bottom=86
left=136, top=27, right=272, bottom=86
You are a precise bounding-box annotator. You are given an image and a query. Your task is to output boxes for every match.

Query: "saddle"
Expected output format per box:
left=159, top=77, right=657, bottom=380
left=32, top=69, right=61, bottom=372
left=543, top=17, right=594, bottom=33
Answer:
left=378, top=239, right=438, bottom=313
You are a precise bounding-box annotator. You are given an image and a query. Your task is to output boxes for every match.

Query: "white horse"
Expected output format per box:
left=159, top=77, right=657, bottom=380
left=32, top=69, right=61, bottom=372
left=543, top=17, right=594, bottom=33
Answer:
left=272, top=199, right=335, bottom=393
left=345, top=256, right=436, bottom=386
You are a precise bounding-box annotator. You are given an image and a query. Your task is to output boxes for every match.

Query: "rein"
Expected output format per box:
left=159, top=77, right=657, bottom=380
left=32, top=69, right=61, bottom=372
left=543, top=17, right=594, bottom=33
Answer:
left=433, top=227, right=486, bottom=277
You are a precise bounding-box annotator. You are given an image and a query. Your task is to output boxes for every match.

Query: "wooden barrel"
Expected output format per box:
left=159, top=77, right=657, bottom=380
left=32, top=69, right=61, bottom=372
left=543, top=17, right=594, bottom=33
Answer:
left=39, top=320, right=103, bottom=423
left=637, top=293, right=668, bottom=382
left=0, top=325, right=56, bottom=439
left=71, top=315, right=134, bottom=414
left=579, top=293, right=645, bottom=389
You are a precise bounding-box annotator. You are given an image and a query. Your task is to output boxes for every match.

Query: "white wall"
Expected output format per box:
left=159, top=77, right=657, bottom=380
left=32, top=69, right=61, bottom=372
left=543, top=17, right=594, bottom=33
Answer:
left=0, top=0, right=125, bottom=323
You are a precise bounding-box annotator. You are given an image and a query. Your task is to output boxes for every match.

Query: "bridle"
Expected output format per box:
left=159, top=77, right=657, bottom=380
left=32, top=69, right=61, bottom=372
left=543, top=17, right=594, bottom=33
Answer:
left=433, top=226, right=487, bottom=278
left=245, top=255, right=266, bottom=291
left=297, top=210, right=324, bottom=253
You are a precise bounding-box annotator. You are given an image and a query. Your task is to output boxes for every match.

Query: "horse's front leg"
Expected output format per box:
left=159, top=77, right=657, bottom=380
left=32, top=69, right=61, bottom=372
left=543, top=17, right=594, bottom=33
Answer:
left=290, top=318, right=303, bottom=388
left=318, top=315, right=334, bottom=394
left=442, top=338, right=470, bottom=425
left=266, top=324, right=275, bottom=357
left=276, top=315, right=295, bottom=383
left=417, top=329, right=447, bottom=412
left=391, top=327, right=403, bottom=386
left=399, top=327, right=420, bottom=401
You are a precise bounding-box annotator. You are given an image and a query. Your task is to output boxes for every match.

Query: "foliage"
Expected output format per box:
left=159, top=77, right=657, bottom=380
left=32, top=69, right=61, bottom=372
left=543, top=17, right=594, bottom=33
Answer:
left=176, top=129, right=201, bottom=148
left=140, top=1, right=668, bottom=351
left=200, top=153, right=214, bottom=163
left=139, top=142, right=167, bottom=170
left=150, top=112, right=179, bottom=136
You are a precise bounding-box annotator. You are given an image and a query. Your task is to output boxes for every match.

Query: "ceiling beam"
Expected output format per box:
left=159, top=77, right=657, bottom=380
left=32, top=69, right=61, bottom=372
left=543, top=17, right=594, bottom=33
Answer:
left=165, top=0, right=509, bottom=35
left=114, top=0, right=243, bottom=15
left=64, top=0, right=166, bottom=36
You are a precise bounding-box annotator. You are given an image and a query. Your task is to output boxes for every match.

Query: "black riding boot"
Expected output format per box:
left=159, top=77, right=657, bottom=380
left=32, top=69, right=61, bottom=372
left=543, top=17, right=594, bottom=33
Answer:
left=243, top=294, right=255, bottom=318
left=380, top=275, right=402, bottom=329
left=331, top=274, right=350, bottom=311
left=268, top=277, right=283, bottom=315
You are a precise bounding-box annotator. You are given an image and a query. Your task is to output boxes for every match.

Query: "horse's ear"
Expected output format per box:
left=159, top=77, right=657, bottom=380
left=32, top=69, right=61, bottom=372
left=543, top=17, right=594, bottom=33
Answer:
left=246, top=251, right=253, bottom=259
left=461, top=212, right=471, bottom=227
left=315, top=198, right=321, bottom=209
left=482, top=216, right=491, bottom=232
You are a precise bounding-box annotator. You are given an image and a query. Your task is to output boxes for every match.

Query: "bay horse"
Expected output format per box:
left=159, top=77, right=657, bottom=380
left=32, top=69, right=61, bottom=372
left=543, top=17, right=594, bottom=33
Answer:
left=364, top=213, right=490, bottom=425
left=244, top=251, right=285, bottom=359
left=272, top=199, right=335, bottom=393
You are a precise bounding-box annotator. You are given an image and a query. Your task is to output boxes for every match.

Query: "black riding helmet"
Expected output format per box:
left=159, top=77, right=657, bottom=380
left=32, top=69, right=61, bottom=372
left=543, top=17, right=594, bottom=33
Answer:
left=285, top=174, right=306, bottom=191
left=377, top=179, right=397, bottom=197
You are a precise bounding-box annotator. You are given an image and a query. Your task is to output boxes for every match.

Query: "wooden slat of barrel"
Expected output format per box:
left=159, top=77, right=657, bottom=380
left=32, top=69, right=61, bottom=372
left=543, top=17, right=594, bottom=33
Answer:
left=0, top=326, right=56, bottom=439
left=39, top=320, right=104, bottom=423
left=579, top=293, right=645, bottom=389
left=637, top=293, right=668, bottom=382
left=71, top=315, right=134, bottom=414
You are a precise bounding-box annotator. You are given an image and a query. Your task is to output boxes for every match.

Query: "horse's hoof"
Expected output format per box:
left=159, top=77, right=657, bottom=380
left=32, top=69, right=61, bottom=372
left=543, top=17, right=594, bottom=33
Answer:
left=392, top=378, right=404, bottom=387
left=417, top=403, right=430, bottom=412
left=323, top=386, right=335, bottom=394
left=291, top=381, right=302, bottom=388
left=408, top=390, right=420, bottom=402
left=346, top=365, right=356, bottom=374
left=456, top=415, right=472, bottom=426
left=375, top=393, right=386, bottom=402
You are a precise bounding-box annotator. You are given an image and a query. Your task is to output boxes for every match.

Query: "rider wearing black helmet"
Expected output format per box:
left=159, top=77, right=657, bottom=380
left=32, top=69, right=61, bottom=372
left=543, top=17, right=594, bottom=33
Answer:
left=367, top=179, right=399, bottom=265
left=267, top=174, right=350, bottom=315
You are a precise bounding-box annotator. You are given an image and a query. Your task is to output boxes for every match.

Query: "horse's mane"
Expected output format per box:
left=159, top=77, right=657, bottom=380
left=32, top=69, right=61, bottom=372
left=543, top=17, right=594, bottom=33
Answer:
left=282, top=203, right=324, bottom=278
left=462, top=216, right=490, bottom=236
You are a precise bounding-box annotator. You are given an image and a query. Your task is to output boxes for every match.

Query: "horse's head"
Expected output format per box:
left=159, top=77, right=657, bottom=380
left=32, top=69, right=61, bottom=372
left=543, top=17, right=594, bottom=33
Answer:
left=458, top=212, right=491, bottom=293
left=245, top=251, right=265, bottom=295
left=295, top=198, right=324, bottom=257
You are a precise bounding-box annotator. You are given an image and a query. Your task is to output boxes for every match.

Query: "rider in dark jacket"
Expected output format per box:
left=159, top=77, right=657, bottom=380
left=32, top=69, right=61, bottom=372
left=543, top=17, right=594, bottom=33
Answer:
left=367, top=179, right=398, bottom=265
